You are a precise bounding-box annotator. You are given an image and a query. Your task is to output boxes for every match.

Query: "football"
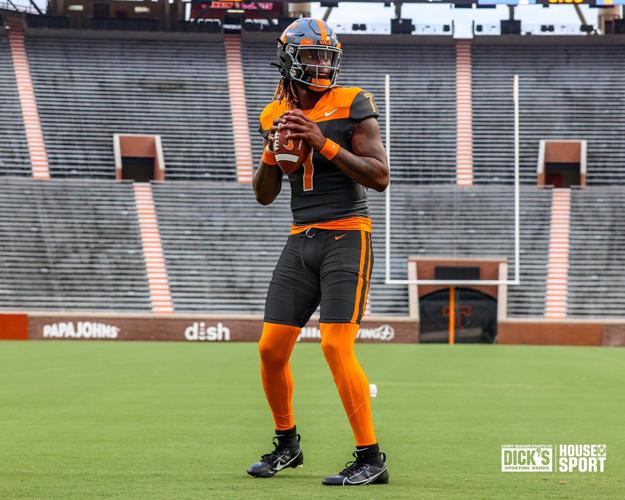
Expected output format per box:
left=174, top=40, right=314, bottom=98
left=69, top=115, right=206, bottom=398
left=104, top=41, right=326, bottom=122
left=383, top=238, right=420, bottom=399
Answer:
left=273, top=126, right=311, bottom=175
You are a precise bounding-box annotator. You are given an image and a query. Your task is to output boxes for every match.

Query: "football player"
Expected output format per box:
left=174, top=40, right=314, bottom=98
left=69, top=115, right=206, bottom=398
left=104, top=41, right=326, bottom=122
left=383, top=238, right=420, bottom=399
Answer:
left=248, top=17, right=389, bottom=486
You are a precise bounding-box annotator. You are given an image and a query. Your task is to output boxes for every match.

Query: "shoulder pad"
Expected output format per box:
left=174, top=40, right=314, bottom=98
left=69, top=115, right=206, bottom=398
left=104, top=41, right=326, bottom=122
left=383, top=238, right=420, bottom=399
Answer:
left=349, top=89, right=379, bottom=122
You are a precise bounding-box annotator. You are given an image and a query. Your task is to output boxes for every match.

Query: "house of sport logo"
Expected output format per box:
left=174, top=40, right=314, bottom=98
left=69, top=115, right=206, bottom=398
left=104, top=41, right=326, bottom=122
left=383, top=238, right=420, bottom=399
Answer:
left=558, top=444, right=607, bottom=472
left=501, top=444, right=607, bottom=473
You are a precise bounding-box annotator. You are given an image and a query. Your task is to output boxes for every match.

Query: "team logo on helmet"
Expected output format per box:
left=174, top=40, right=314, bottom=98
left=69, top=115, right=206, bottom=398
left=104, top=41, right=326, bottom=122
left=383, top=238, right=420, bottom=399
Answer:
left=275, top=18, right=342, bottom=91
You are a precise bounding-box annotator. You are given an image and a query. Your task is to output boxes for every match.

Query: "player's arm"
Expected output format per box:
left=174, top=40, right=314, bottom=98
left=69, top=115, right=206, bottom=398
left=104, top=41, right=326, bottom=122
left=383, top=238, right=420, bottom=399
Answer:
left=282, top=109, right=389, bottom=192
left=253, top=119, right=283, bottom=206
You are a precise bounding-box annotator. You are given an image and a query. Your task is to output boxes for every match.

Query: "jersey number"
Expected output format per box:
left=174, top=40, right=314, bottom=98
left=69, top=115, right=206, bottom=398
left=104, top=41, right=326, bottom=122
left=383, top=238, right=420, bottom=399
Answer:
left=303, top=151, right=314, bottom=192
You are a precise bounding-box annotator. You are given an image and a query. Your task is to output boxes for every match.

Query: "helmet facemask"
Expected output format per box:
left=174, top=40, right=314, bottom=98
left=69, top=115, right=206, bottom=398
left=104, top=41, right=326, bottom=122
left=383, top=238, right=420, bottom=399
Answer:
left=283, top=43, right=342, bottom=91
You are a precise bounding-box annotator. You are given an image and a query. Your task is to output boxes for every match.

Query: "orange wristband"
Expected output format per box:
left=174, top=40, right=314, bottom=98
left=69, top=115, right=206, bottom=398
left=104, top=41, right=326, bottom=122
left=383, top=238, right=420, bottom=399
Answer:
left=261, top=147, right=277, bottom=166
left=319, top=138, right=340, bottom=160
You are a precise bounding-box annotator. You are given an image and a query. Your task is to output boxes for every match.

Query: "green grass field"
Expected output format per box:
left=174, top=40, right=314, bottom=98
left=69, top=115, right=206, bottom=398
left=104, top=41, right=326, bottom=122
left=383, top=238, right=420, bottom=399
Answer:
left=1, top=342, right=623, bottom=499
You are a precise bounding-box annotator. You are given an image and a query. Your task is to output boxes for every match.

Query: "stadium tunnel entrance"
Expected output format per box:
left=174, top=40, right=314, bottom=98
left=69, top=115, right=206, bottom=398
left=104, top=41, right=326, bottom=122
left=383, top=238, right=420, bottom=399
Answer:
left=114, top=134, right=166, bottom=182
left=408, top=257, right=508, bottom=344
left=538, top=140, right=586, bottom=188
left=419, top=288, right=497, bottom=344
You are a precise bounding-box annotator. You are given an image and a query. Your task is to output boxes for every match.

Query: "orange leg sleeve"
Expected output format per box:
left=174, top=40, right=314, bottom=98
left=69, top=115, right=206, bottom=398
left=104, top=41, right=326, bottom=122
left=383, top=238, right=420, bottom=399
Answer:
left=258, top=322, right=301, bottom=431
left=320, top=322, right=377, bottom=446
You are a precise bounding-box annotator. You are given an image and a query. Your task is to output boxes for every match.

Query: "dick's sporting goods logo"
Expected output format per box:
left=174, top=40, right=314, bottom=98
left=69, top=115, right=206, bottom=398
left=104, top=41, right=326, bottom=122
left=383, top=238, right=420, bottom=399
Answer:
left=501, top=444, right=606, bottom=473
left=501, top=445, right=552, bottom=472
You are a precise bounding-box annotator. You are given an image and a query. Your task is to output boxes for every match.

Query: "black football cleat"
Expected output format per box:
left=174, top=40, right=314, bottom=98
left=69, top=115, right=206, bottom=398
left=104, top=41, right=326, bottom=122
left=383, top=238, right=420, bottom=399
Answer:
left=247, top=435, right=304, bottom=478
left=322, top=451, right=389, bottom=486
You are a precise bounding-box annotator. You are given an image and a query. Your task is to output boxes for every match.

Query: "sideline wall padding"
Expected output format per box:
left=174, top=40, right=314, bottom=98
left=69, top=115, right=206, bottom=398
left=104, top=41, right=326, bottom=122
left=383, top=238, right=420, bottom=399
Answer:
left=0, top=313, right=28, bottom=340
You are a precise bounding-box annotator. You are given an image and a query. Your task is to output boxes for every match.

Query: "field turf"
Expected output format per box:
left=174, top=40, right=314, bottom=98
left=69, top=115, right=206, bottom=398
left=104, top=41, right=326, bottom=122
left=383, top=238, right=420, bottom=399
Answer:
left=0, top=341, right=623, bottom=499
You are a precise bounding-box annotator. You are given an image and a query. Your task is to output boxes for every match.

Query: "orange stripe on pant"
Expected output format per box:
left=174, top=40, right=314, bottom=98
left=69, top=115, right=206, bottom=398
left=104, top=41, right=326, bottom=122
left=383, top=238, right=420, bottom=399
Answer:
left=258, top=322, right=301, bottom=430
left=360, top=233, right=373, bottom=320
left=351, top=231, right=369, bottom=323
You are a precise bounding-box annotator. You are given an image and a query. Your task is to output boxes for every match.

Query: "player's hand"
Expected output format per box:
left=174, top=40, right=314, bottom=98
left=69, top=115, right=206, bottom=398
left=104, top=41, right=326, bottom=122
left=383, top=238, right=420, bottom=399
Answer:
left=281, top=109, right=326, bottom=151
left=267, top=117, right=281, bottom=152
left=267, top=113, right=290, bottom=152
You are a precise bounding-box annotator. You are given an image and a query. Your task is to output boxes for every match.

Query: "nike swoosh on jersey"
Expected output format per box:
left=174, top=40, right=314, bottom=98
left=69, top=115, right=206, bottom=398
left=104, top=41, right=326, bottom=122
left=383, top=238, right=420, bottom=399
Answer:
left=335, top=233, right=347, bottom=241
left=324, top=108, right=338, bottom=117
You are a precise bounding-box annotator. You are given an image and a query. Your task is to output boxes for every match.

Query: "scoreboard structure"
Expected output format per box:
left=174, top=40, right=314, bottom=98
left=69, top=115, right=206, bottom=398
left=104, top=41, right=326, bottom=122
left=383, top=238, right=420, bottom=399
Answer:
left=478, top=0, right=624, bottom=5
left=211, top=0, right=625, bottom=3
left=279, top=0, right=625, bottom=3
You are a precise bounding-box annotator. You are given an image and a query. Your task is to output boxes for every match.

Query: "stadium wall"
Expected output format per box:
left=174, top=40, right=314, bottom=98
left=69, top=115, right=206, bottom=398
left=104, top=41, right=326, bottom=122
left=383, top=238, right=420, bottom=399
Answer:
left=2, top=313, right=625, bottom=346
left=23, top=313, right=419, bottom=343
left=0, top=314, right=28, bottom=340
left=498, top=320, right=625, bottom=346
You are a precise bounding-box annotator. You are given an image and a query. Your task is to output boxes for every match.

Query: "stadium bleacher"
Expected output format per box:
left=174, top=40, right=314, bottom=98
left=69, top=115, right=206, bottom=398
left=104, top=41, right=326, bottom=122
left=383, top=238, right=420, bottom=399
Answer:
left=152, top=180, right=290, bottom=313
left=0, top=35, right=31, bottom=176
left=0, top=177, right=151, bottom=311
left=25, top=34, right=236, bottom=180
left=241, top=40, right=276, bottom=162
left=568, top=186, right=625, bottom=317
left=472, top=42, right=625, bottom=185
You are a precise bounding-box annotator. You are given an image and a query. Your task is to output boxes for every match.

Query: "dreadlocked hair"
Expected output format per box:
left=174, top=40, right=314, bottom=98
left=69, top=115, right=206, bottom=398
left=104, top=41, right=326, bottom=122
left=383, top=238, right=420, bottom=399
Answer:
left=273, top=77, right=299, bottom=109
